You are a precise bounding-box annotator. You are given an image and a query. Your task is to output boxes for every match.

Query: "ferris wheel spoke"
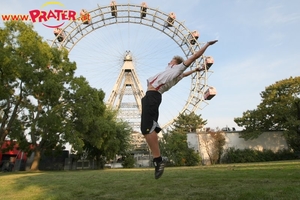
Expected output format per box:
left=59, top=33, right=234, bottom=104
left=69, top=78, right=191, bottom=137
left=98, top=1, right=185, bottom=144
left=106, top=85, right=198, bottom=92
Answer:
left=51, top=3, right=213, bottom=130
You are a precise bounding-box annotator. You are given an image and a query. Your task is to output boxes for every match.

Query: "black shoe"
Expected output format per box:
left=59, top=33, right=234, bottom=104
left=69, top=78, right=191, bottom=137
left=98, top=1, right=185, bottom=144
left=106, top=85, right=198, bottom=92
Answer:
left=154, top=160, right=165, bottom=179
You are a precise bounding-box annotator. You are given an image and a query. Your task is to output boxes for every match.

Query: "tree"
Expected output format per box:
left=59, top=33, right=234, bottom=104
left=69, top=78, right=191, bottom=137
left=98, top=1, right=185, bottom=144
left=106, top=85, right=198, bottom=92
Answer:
left=121, top=153, right=135, bottom=168
left=66, top=77, right=132, bottom=169
left=0, top=21, right=83, bottom=170
left=160, top=112, right=205, bottom=166
left=210, top=131, right=226, bottom=164
left=172, top=112, right=207, bottom=134
left=0, top=21, right=26, bottom=147
left=161, top=132, right=200, bottom=166
left=234, top=76, right=300, bottom=151
left=65, top=76, right=106, bottom=150
left=200, top=130, right=225, bottom=164
left=0, top=21, right=132, bottom=171
left=81, top=117, right=133, bottom=169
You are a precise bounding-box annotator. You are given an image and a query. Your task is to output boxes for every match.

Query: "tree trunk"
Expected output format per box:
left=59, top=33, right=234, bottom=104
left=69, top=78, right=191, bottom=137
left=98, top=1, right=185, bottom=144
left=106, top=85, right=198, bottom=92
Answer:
left=0, top=82, right=23, bottom=147
left=30, top=148, right=41, bottom=171
left=0, top=129, right=8, bottom=148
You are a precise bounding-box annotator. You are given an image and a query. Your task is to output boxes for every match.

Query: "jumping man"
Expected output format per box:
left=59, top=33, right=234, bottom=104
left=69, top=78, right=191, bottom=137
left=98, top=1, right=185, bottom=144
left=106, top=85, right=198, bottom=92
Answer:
left=140, top=40, right=218, bottom=179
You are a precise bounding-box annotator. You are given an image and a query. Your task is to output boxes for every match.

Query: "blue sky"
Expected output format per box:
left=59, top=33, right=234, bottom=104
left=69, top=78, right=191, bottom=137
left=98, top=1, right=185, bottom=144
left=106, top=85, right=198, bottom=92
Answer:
left=1, top=0, right=299, bottom=131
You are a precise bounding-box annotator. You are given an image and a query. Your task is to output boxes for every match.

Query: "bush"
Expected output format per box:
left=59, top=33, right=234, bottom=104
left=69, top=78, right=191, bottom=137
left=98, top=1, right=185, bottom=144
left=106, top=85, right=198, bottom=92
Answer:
left=222, top=148, right=298, bottom=163
left=184, top=148, right=201, bottom=166
left=121, top=154, right=135, bottom=168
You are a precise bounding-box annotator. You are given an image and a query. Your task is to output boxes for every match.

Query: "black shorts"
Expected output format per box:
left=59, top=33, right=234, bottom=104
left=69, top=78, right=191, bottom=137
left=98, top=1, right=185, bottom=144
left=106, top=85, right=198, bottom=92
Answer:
left=140, top=91, right=162, bottom=134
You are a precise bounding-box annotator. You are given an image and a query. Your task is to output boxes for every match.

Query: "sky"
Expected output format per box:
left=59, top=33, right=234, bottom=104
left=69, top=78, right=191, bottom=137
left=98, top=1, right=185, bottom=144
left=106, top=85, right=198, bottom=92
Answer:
left=1, top=0, right=300, bottom=131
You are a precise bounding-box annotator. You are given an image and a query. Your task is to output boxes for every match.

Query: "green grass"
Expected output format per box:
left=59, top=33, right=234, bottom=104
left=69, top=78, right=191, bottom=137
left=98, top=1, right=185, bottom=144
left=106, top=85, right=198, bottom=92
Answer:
left=1, top=160, right=300, bottom=200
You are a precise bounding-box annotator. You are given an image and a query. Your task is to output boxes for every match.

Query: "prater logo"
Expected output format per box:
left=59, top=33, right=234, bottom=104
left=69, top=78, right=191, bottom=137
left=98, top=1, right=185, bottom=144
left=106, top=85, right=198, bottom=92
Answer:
left=1, top=1, right=90, bottom=28
left=29, top=1, right=76, bottom=28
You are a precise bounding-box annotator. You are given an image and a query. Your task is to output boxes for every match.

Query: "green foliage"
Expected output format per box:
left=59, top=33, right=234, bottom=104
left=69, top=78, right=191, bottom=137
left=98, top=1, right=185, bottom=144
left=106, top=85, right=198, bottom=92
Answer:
left=65, top=76, right=106, bottom=150
left=66, top=77, right=133, bottom=168
left=122, top=153, right=135, bottom=168
left=172, top=112, right=207, bottom=133
left=183, top=148, right=201, bottom=166
left=0, top=20, right=76, bottom=168
left=0, top=21, right=133, bottom=170
left=234, top=76, right=300, bottom=150
left=161, top=132, right=200, bottom=166
left=222, top=147, right=298, bottom=163
left=81, top=119, right=133, bottom=169
left=160, top=112, right=205, bottom=166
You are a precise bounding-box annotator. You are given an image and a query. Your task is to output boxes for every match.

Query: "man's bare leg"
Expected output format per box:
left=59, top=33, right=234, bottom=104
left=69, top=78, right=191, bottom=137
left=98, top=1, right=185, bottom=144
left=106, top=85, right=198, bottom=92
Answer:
left=144, top=131, right=165, bottom=179
left=144, top=131, right=160, bottom=158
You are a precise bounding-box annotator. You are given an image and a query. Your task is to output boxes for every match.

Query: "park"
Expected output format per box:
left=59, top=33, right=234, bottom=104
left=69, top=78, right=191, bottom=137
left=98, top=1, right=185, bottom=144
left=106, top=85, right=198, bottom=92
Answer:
left=1, top=1, right=300, bottom=199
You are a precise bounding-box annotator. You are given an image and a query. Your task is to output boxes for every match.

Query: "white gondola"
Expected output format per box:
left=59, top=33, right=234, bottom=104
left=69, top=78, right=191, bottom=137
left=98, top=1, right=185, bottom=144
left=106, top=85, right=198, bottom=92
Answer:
left=188, top=30, right=199, bottom=45
left=110, top=1, right=117, bottom=17
left=204, top=56, right=214, bottom=70
left=204, top=86, right=216, bottom=100
left=166, top=12, right=176, bottom=27
left=53, top=28, right=64, bottom=42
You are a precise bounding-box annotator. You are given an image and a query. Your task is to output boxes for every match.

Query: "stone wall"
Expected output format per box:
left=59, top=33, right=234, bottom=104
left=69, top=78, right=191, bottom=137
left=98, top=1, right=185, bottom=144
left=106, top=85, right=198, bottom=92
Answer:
left=187, top=131, right=288, bottom=165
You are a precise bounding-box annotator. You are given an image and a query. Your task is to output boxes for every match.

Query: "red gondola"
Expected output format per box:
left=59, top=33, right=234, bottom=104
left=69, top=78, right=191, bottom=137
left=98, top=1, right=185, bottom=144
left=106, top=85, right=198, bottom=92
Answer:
left=80, top=9, right=91, bottom=24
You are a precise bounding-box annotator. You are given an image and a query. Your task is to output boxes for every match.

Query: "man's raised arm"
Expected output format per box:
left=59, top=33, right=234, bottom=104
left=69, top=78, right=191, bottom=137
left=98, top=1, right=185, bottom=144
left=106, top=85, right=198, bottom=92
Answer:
left=183, top=40, right=218, bottom=67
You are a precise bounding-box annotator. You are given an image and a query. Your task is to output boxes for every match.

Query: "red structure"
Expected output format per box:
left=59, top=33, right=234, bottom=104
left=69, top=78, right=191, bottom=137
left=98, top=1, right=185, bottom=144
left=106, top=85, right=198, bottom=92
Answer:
left=0, top=140, right=28, bottom=171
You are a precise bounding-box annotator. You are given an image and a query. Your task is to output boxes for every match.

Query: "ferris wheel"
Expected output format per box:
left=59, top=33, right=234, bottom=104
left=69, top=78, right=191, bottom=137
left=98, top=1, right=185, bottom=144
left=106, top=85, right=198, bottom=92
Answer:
left=50, top=2, right=216, bottom=131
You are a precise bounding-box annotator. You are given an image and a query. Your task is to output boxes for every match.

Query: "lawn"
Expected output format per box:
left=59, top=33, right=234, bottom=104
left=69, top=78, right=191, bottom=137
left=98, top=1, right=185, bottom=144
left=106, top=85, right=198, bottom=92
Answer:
left=1, top=160, right=300, bottom=200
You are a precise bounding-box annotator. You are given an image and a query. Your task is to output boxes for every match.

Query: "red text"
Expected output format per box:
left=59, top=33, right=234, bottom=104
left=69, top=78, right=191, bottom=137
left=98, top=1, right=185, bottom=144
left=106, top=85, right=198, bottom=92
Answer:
left=29, top=9, right=76, bottom=23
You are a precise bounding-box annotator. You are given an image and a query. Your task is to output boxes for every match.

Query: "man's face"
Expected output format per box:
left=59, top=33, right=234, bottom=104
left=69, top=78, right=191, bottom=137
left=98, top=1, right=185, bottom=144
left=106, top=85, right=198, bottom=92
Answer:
left=168, top=59, right=177, bottom=67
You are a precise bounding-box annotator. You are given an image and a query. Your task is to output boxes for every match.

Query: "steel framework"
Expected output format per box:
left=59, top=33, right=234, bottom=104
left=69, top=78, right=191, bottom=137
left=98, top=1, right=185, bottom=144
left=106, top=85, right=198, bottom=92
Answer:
left=50, top=3, right=213, bottom=130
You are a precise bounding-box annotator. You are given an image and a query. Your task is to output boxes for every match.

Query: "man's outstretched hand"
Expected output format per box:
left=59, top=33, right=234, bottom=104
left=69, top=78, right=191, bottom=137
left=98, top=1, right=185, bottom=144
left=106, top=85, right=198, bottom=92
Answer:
left=208, top=40, right=218, bottom=45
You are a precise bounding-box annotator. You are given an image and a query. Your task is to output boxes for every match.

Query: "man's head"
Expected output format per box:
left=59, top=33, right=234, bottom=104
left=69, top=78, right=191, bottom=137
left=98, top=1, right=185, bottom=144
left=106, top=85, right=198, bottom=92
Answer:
left=169, top=56, right=184, bottom=66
